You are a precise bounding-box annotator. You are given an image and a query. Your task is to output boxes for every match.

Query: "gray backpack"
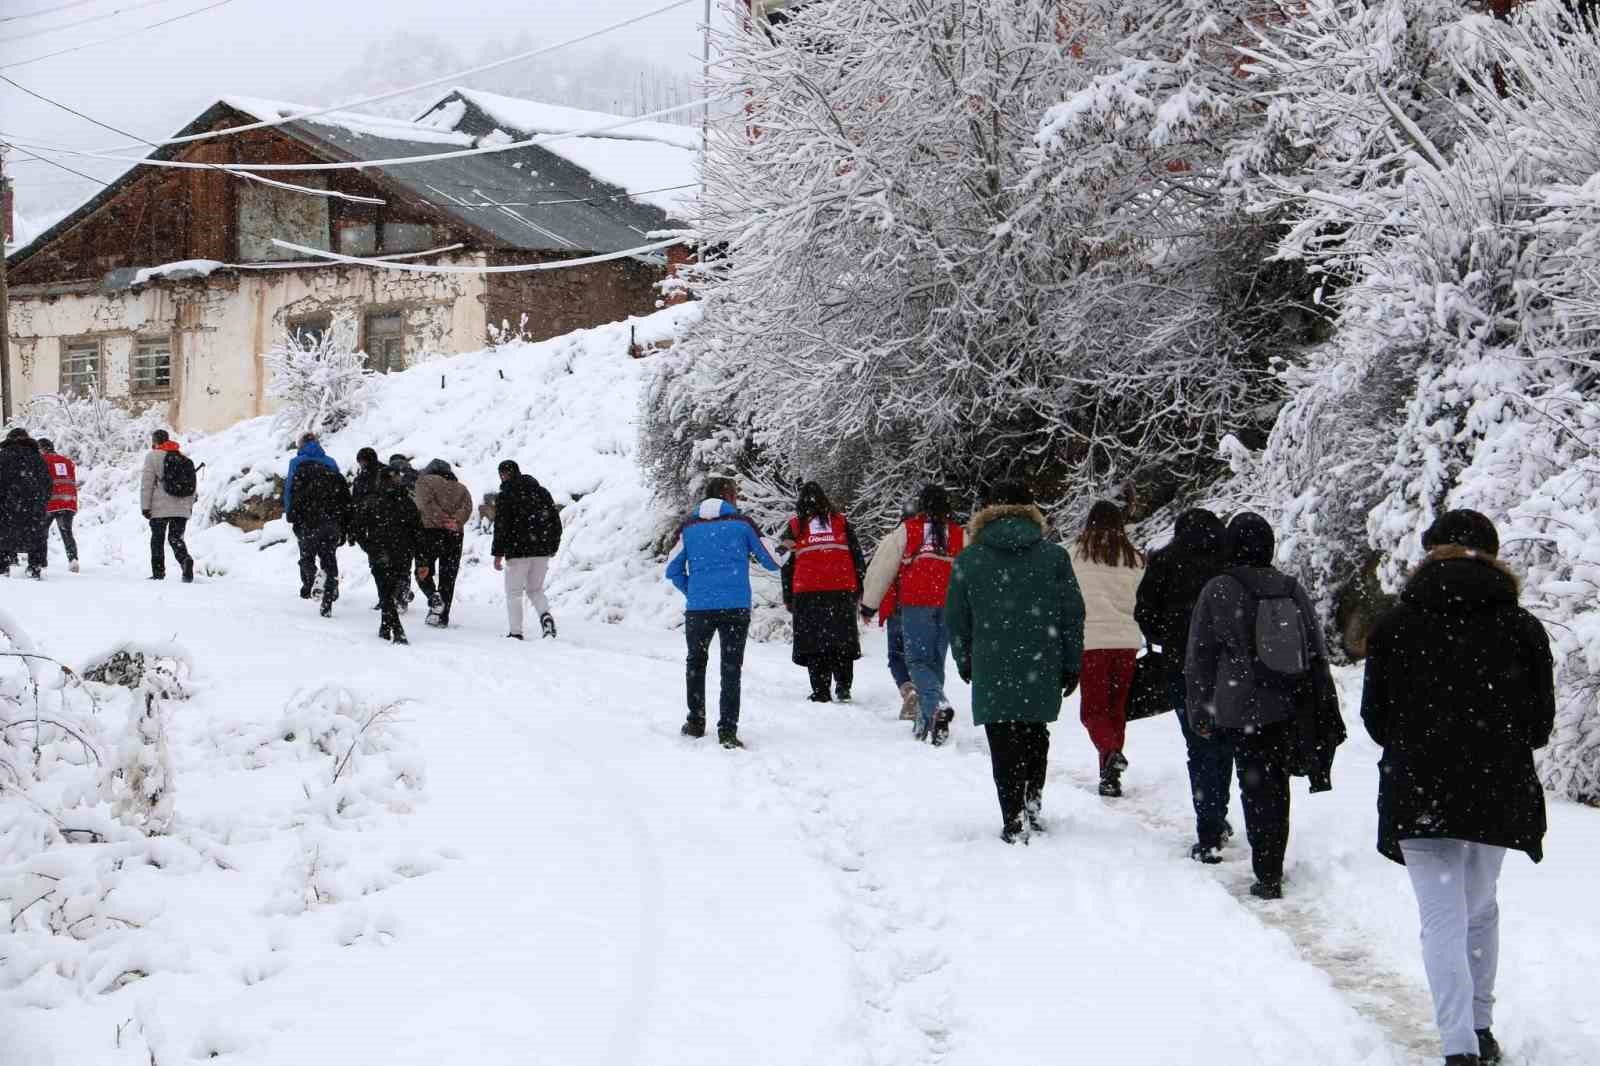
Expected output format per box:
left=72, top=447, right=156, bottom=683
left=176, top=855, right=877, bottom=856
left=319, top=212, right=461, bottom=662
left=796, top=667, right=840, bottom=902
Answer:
left=1229, top=569, right=1313, bottom=687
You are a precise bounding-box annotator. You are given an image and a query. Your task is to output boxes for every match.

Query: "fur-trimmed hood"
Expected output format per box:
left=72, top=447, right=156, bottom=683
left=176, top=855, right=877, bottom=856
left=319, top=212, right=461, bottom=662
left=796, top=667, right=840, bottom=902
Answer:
left=1403, top=543, right=1521, bottom=613
left=968, top=504, right=1047, bottom=553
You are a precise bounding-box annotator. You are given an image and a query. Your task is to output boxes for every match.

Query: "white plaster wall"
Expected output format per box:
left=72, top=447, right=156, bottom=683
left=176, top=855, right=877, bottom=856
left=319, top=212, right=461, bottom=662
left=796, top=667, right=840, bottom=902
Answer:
left=5, top=256, right=489, bottom=433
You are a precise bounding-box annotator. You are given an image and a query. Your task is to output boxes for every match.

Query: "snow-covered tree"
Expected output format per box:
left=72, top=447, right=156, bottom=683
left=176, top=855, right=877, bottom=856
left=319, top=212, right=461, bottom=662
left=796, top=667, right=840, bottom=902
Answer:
left=264, top=328, right=374, bottom=446
left=1220, top=0, right=1600, bottom=803
left=645, top=0, right=1293, bottom=531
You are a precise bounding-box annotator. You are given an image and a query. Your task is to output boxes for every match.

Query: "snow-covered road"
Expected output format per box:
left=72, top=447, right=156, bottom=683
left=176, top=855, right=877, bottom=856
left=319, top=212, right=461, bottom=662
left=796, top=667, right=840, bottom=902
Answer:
left=4, top=568, right=1597, bottom=1065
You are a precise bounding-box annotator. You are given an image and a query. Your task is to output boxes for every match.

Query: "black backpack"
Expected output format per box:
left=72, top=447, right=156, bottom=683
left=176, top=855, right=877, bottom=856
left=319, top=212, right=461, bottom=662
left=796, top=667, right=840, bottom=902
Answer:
left=161, top=451, right=197, bottom=498
left=294, top=462, right=348, bottom=523
left=1228, top=568, right=1314, bottom=689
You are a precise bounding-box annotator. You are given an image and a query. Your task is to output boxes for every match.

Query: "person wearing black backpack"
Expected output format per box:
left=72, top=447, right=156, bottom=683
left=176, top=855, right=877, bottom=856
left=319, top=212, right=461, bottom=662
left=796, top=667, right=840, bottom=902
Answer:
left=139, top=429, right=197, bottom=582
left=285, top=434, right=351, bottom=617
left=492, top=460, right=562, bottom=639
left=1186, top=512, right=1332, bottom=901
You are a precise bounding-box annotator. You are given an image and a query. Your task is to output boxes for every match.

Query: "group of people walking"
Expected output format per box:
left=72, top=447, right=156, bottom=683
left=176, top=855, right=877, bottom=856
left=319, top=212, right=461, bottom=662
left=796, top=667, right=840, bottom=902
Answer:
left=663, top=477, right=1554, bottom=1066
left=0, top=427, right=83, bottom=577
left=283, top=434, right=564, bottom=644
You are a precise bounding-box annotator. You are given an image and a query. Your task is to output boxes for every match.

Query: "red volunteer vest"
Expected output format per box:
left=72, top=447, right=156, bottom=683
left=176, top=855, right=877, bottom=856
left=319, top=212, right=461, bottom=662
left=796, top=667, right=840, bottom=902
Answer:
left=44, top=453, right=78, bottom=514
left=789, top=513, right=859, bottom=594
left=897, top=516, right=963, bottom=608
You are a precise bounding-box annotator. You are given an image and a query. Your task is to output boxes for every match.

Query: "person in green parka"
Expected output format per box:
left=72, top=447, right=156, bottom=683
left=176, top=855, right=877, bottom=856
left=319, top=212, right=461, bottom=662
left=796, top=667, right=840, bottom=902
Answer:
left=946, top=481, right=1086, bottom=843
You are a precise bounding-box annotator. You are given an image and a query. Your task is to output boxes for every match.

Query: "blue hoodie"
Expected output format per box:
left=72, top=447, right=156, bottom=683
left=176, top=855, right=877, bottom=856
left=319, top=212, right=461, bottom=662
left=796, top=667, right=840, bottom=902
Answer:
left=666, top=499, right=781, bottom=612
left=283, top=440, right=341, bottom=513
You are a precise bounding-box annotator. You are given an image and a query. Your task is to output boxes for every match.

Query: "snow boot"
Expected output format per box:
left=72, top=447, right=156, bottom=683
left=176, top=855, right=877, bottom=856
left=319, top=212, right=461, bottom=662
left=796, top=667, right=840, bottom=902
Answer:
left=681, top=718, right=705, bottom=739
left=540, top=613, right=557, bottom=639
left=378, top=622, right=392, bottom=641
left=834, top=684, right=851, bottom=703
left=1190, top=844, right=1223, bottom=865
left=69, top=560, right=80, bottom=574
left=390, top=623, right=409, bottom=646
left=320, top=600, right=334, bottom=619
left=1024, top=796, right=1046, bottom=834
left=1444, top=1057, right=1480, bottom=1066
left=425, top=607, right=445, bottom=628
left=1476, top=1030, right=1502, bottom=1065
left=1249, top=880, right=1283, bottom=901
left=311, top=574, right=324, bottom=599
left=807, top=690, right=832, bottom=704
left=27, top=567, right=43, bottom=580
left=1000, top=821, right=1028, bottom=845
left=929, top=706, right=954, bottom=746
left=181, top=559, right=195, bottom=583
left=1098, top=752, right=1126, bottom=797
left=898, top=682, right=918, bottom=720
left=507, top=633, right=524, bottom=641
left=718, top=732, right=743, bottom=750
left=300, top=582, right=314, bottom=600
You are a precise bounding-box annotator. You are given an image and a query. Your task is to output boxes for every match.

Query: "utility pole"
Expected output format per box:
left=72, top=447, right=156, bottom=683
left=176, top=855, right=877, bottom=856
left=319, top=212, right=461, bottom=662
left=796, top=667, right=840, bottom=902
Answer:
left=1, top=148, right=12, bottom=426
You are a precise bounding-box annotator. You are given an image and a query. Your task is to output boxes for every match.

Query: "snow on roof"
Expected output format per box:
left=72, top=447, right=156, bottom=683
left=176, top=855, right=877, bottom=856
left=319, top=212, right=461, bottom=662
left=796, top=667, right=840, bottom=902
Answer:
left=219, top=95, right=475, bottom=148
left=417, top=88, right=700, bottom=217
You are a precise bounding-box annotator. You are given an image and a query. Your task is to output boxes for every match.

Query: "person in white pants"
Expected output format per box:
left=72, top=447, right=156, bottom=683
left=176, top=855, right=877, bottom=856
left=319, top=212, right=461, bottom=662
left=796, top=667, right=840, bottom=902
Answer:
left=490, top=459, right=563, bottom=640
left=1361, top=510, right=1554, bottom=1066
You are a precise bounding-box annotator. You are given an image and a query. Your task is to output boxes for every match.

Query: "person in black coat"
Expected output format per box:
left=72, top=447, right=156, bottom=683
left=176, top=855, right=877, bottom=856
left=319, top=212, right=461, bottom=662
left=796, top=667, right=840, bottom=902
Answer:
left=491, top=461, right=563, bottom=639
left=347, top=463, right=428, bottom=644
left=1134, top=508, right=1233, bottom=861
left=287, top=455, right=351, bottom=616
left=0, top=428, right=52, bottom=579
left=778, top=482, right=867, bottom=703
left=349, top=447, right=381, bottom=509
left=1361, top=509, right=1554, bottom=1066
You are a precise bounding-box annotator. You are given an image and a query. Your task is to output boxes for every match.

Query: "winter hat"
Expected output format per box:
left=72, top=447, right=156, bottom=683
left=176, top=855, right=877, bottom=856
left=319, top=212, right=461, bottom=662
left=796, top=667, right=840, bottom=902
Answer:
left=1173, top=508, right=1224, bottom=554
left=5, top=428, right=29, bottom=444
left=36, top=438, right=54, bottom=451
left=388, top=454, right=412, bottom=467
left=1422, top=509, right=1499, bottom=556
left=1224, top=512, right=1276, bottom=568
left=981, top=480, right=1034, bottom=508
left=423, top=459, right=454, bottom=478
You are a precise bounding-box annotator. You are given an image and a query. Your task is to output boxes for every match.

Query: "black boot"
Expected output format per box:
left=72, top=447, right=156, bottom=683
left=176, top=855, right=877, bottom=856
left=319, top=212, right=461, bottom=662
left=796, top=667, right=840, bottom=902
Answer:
left=1476, top=1029, right=1502, bottom=1065
left=1249, top=880, right=1283, bottom=901
left=681, top=718, right=705, bottom=739
left=390, top=623, right=409, bottom=646
left=1098, top=753, right=1124, bottom=797
left=929, top=706, right=954, bottom=746
left=540, top=613, right=557, bottom=639
left=1444, top=1056, right=1480, bottom=1066
left=181, top=559, right=194, bottom=583
left=378, top=622, right=392, bottom=641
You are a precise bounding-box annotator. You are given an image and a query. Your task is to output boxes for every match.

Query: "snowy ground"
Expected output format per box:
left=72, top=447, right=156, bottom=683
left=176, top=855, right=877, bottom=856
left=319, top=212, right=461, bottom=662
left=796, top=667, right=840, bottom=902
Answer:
left=4, top=565, right=1597, bottom=1066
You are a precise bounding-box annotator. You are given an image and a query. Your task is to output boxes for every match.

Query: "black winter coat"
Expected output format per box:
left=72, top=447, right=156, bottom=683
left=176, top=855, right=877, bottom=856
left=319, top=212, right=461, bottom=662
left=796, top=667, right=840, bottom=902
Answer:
left=288, top=460, right=351, bottom=531
left=1135, top=518, right=1224, bottom=680
left=492, top=475, right=561, bottom=558
left=348, top=486, right=424, bottom=569
left=0, top=437, right=51, bottom=553
left=350, top=464, right=380, bottom=505
left=1361, top=547, right=1555, bottom=864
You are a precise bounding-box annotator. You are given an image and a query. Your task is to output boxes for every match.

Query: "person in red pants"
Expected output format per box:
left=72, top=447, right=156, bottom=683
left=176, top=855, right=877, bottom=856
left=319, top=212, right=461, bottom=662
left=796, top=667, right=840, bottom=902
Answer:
left=1070, top=501, right=1146, bottom=796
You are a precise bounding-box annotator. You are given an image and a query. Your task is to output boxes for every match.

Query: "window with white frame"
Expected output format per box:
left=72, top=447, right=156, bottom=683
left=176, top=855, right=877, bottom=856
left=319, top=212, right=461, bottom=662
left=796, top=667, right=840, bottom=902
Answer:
left=60, top=339, right=101, bottom=397
left=132, top=336, right=173, bottom=395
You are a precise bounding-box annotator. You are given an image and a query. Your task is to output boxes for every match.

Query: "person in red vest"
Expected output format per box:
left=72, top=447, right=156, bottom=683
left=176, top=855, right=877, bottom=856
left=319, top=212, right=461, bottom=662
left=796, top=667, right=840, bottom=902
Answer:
left=861, top=484, right=966, bottom=743
left=778, top=482, right=867, bottom=703
left=35, top=438, right=80, bottom=573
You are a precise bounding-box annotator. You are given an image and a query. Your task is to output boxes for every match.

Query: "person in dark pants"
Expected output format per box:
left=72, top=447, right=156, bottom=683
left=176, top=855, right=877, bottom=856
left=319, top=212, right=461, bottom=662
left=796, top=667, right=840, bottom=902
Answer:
left=347, top=463, right=428, bottom=644
left=1186, top=512, right=1329, bottom=900
left=665, top=477, right=781, bottom=749
left=139, top=429, right=196, bottom=582
left=37, top=438, right=80, bottom=572
left=0, top=428, right=51, bottom=579
left=349, top=447, right=381, bottom=506
left=779, top=482, right=867, bottom=703
left=413, top=459, right=473, bottom=628
left=285, top=440, right=350, bottom=617
left=946, top=481, right=1085, bottom=843
left=1362, top=510, right=1553, bottom=1066
left=1135, top=508, right=1232, bottom=862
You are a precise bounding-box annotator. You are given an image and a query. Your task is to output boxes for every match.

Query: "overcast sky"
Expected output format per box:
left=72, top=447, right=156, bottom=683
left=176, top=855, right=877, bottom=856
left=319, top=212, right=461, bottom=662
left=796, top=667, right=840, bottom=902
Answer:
left=2, top=0, right=708, bottom=222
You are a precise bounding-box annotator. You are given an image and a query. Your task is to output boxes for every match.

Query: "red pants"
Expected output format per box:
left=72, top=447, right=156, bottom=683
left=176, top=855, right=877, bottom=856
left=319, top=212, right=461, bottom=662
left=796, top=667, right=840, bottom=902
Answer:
left=1080, top=648, right=1138, bottom=765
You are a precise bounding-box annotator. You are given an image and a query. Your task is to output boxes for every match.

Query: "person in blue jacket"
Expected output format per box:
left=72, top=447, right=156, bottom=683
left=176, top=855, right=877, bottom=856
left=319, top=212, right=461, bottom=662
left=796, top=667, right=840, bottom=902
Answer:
left=666, top=476, right=781, bottom=749
left=283, top=432, right=341, bottom=515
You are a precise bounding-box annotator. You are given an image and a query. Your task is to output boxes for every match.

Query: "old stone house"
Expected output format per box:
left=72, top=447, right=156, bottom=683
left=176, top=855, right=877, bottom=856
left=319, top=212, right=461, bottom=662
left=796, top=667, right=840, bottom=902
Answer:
left=3, top=92, right=698, bottom=432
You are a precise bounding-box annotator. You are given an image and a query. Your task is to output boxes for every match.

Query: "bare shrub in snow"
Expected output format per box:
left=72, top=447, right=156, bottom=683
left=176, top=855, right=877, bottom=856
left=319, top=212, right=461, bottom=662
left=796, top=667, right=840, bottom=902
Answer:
left=13, top=390, right=165, bottom=470
left=264, top=328, right=375, bottom=446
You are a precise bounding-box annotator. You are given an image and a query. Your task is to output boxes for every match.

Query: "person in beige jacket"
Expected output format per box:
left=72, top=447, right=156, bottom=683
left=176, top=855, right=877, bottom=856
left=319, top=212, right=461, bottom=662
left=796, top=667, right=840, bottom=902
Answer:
left=139, top=429, right=197, bottom=582
left=1070, top=501, right=1146, bottom=796
left=413, top=459, right=474, bottom=628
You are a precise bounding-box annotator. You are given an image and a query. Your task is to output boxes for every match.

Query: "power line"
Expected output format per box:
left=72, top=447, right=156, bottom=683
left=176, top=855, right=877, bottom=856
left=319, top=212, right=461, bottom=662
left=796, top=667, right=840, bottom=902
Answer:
left=0, top=74, right=384, bottom=204
left=450, top=182, right=699, bottom=209
left=8, top=0, right=696, bottom=151
left=271, top=235, right=687, bottom=275
left=1, top=0, right=189, bottom=42
left=2, top=139, right=108, bottom=186
left=6, top=94, right=716, bottom=174
left=1, top=0, right=101, bottom=23
left=0, top=0, right=237, bottom=70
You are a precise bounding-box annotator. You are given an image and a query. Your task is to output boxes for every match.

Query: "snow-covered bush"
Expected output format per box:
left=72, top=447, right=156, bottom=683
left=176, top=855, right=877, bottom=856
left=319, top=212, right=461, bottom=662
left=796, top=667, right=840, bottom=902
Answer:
left=264, top=328, right=375, bottom=445
left=1216, top=0, right=1600, bottom=803
left=12, top=390, right=164, bottom=470
left=642, top=0, right=1288, bottom=533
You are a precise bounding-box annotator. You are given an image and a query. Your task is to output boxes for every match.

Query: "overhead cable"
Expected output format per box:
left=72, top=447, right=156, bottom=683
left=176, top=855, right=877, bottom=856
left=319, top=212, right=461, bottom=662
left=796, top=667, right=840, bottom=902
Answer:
left=11, top=0, right=696, bottom=149
left=270, top=236, right=686, bottom=274
left=0, top=0, right=237, bottom=70
left=1, top=0, right=190, bottom=42
left=1, top=0, right=101, bottom=23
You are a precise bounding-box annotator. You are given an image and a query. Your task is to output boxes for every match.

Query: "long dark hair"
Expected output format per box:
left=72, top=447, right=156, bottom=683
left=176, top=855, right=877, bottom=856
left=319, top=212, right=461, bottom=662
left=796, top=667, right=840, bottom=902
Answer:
left=917, top=483, right=954, bottom=553
left=1077, top=501, right=1141, bottom=568
left=796, top=481, right=833, bottom=524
